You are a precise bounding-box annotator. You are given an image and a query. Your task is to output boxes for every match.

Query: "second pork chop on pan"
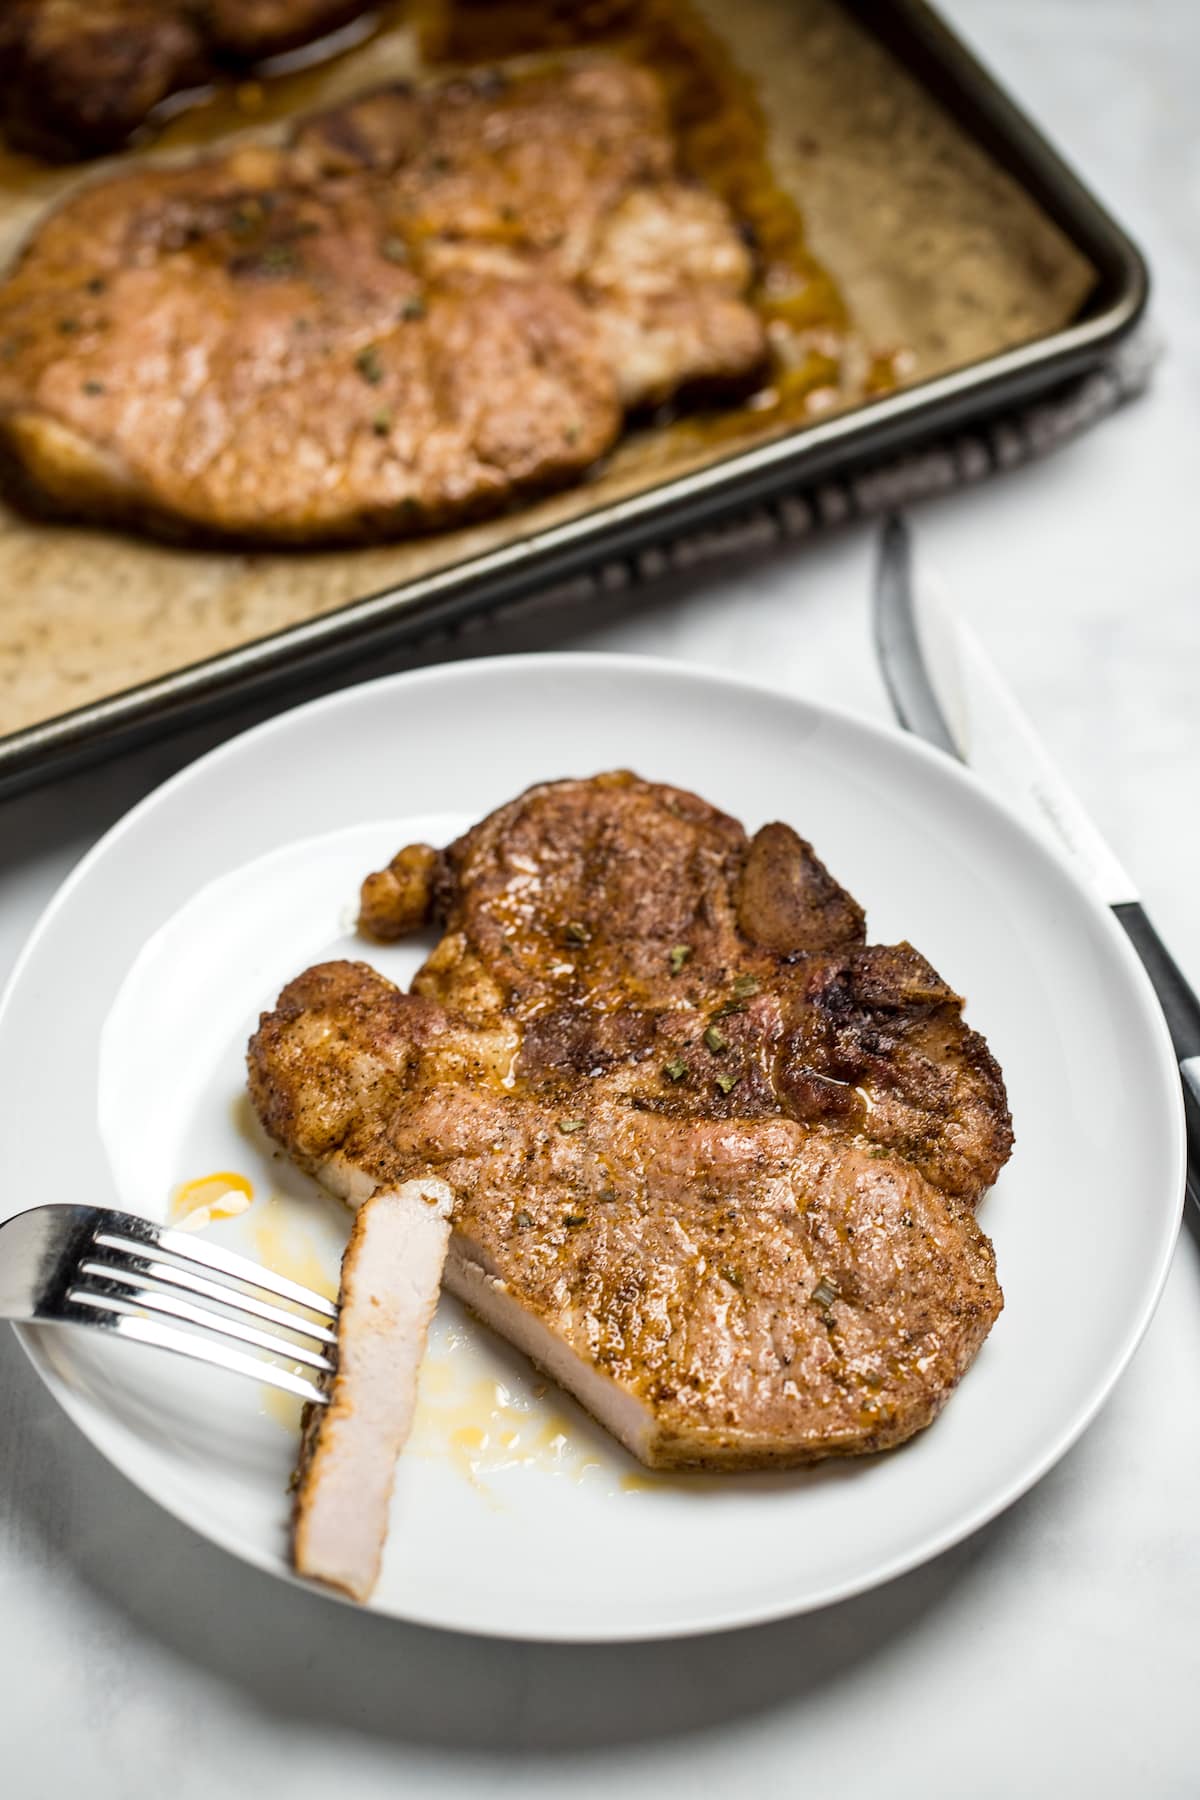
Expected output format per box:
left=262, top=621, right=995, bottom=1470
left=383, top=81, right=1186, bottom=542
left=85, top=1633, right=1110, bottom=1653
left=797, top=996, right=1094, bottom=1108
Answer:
left=0, top=62, right=764, bottom=543
left=0, top=1, right=374, bottom=160
left=249, top=772, right=1012, bottom=1473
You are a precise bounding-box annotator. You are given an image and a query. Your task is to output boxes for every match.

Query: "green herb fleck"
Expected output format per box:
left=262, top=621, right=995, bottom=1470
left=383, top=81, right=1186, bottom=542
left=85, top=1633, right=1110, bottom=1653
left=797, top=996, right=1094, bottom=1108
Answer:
left=663, top=1057, right=688, bottom=1083
left=668, top=945, right=692, bottom=976
left=400, top=295, right=426, bottom=322
left=867, top=1144, right=888, bottom=1159
left=564, top=1213, right=588, bottom=1228
left=712, top=999, right=746, bottom=1018
left=597, top=1186, right=617, bottom=1202
left=257, top=243, right=298, bottom=275
left=715, top=1072, right=739, bottom=1095
left=355, top=344, right=384, bottom=385
left=564, top=422, right=581, bottom=446
left=558, top=1117, right=586, bottom=1134
left=811, top=1274, right=840, bottom=1310
left=704, top=1023, right=728, bottom=1054
left=515, top=1208, right=534, bottom=1229
left=732, top=974, right=760, bottom=1000
left=381, top=235, right=409, bottom=264
left=563, top=920, right=590, bottom=947
left=720, top=1266, right=743, bottom=1289
left=81, top=379, right=105, bottom=396
left=371, top=410, right=392, bottom=437
left=228, top=205, right=259, bottom=240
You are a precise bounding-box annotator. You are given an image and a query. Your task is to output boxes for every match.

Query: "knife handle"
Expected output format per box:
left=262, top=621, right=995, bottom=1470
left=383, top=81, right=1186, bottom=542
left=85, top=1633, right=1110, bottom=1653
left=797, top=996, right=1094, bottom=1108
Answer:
left=1113, top=902, right=1200, bottom=1216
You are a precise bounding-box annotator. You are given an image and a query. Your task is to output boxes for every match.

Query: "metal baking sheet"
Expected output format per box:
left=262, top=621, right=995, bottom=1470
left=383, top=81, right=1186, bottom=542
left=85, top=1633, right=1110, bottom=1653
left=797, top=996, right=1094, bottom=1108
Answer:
left=0, top=0, right=1146, bottom=795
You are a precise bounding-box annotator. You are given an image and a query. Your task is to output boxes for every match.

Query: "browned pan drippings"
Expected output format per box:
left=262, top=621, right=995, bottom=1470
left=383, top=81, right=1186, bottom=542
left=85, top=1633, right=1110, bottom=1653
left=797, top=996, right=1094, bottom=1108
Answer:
left=0, top=0, right=1093, bottom=738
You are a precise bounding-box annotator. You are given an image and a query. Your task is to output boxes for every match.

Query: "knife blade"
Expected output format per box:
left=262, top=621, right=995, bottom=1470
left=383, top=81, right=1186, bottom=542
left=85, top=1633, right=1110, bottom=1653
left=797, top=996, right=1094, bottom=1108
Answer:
left=873, top=513, right=1200, bottom=1217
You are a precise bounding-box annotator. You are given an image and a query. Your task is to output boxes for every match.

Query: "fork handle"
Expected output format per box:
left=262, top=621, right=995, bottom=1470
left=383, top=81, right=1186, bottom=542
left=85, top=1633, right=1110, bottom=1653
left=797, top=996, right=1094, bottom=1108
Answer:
left=1113, top=902, right=1200, bottom=1219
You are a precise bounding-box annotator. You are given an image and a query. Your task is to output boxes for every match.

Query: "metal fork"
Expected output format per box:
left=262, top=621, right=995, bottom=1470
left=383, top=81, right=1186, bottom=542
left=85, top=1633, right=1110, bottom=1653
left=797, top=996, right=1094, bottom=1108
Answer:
left=0, top=1204, right=336, bottom=1405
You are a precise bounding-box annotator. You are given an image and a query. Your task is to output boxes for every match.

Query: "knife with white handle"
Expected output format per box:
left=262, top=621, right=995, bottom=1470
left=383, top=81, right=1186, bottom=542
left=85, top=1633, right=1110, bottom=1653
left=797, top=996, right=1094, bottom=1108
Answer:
left=874, top=514, right=1200, bottom=1217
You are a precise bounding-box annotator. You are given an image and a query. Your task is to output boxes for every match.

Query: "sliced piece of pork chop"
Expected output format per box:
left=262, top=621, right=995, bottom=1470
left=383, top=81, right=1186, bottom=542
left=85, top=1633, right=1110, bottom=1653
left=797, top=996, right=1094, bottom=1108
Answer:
left=248, top=773, right=1012, bottom=1474
left=292, top=1174, right=453, bottom=1602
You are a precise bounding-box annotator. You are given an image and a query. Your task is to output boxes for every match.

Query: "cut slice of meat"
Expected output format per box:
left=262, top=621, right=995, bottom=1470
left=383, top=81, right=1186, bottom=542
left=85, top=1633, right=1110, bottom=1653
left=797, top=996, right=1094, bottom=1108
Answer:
left=292, top=1174, right=453, bottom=1602
left=0, top=61, right=765, bottom=543
left=247, top=773, right=1013, bottom=1475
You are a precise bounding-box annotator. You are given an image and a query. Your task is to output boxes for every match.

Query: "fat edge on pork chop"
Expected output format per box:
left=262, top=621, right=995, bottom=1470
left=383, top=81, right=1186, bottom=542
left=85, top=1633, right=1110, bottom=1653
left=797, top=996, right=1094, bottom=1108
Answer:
left=0, top=60, right=766, bottom=543
left=248, top=772, right=1012, bottom=1472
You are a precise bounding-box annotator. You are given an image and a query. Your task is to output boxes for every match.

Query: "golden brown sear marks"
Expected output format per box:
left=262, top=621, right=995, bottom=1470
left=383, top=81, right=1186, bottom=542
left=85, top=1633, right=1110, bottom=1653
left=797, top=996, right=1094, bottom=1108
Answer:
left=0, top=61, right=764, bottom=543
left=248, top=774, right=1012, bottom=1471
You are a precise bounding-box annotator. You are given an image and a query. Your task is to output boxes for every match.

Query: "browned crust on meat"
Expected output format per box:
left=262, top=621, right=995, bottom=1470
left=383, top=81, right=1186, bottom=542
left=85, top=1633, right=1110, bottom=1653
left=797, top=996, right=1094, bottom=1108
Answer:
left=207, top=0, right=369, bottom=63
left=382, top=771, right=1012, bottom=1201
left=0, top=1, right=371, bottom=159
left=249, top=773, right=1012, bottom=1471
left=737, top=821, right=867, bottom=953
left=0, top=62, right=765, bottom=543
left=358, top=843, right=444, bottom=941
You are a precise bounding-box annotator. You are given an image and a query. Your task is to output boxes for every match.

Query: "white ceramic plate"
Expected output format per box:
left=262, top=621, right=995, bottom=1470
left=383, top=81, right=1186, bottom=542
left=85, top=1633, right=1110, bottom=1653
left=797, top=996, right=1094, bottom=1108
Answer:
left=0, top=654, right=1183, bottom=1641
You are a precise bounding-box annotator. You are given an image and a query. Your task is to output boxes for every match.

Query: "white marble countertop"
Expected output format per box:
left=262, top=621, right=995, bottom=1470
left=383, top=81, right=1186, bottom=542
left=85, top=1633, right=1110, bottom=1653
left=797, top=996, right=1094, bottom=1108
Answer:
left=2, top=3, right=1198, bottom=1794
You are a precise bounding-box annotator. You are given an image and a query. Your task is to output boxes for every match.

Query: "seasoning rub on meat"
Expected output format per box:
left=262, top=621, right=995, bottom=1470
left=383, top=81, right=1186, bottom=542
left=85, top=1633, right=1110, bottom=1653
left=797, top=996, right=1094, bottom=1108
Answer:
left=249, top=772, right=1012, bottom=1544
left=0, top=62, right=765, bottom=543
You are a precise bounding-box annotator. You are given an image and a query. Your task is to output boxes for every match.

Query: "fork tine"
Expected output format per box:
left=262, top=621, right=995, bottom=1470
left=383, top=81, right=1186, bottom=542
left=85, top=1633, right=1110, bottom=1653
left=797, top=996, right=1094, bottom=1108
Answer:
left=80, top=1249, right=337, bottom=1347
left=93, top=1212, right=339, bottom=1318
left=69, top=1273, right=335, bottom=1374
left=64, top=1297, right=330, bottom=1405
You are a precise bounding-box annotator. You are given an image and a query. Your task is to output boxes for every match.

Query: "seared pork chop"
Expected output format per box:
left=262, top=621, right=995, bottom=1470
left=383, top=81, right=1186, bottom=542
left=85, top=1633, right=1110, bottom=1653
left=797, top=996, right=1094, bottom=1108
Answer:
left=0, top=63, right=765, bottom=542
left=0, top=1, right=371, bottom=159
left=249, top=773, right=1011, bottom=1472
left=293, top=1175, right=453, bottom=1602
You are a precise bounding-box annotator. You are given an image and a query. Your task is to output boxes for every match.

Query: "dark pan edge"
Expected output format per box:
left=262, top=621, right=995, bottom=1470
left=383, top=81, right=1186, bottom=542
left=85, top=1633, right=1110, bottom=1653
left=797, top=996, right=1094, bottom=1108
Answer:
left=852, top=0, right=1149, bottom=319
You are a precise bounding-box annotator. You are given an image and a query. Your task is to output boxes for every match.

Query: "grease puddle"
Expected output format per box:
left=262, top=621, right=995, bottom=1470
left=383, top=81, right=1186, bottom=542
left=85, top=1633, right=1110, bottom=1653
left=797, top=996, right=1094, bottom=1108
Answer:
left=406, top=1319, right=609, bottom=1503
left=189, top=1110, right=725, bottom=1500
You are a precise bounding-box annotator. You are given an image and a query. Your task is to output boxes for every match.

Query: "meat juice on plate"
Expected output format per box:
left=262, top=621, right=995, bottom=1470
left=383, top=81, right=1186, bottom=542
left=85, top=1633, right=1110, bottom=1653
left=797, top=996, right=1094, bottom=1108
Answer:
left=174, top=1157, right=678, bottom=1489
left=162, top=1163, right=847, bottom=1507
